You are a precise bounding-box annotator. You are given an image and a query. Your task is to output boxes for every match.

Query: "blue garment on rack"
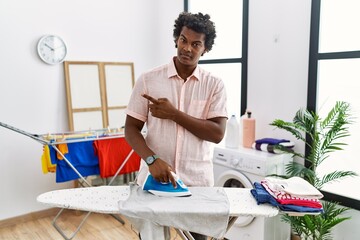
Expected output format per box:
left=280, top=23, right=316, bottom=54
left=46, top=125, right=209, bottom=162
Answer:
left=49, top=141, right=100, bottom=183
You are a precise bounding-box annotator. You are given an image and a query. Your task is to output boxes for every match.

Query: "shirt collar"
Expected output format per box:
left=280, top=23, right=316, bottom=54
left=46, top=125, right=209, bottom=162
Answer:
left=167, top=57, right=200, bottom=81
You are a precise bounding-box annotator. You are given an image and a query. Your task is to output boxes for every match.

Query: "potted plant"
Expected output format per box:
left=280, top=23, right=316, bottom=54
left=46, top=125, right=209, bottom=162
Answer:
left=270, top=101, right=358, bottom=240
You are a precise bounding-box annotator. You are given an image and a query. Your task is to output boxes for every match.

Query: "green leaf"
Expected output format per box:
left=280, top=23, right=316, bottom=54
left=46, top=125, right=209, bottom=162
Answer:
left=318, top=171, right=358, bottom=188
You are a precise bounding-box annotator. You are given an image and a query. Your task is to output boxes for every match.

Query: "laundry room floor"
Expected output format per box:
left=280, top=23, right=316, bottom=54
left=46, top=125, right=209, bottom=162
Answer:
left=0, top=209, right=194, bottom=240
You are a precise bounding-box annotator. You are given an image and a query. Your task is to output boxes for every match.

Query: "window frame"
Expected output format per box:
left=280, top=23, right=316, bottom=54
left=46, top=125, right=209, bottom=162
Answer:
left=307, top=0, right=360, bottom=210
left=184, top=0, right=249, bottom=116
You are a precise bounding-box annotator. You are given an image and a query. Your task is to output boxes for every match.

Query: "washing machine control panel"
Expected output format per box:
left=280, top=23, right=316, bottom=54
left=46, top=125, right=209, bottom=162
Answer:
left=213, top=146, right=292, bottom=176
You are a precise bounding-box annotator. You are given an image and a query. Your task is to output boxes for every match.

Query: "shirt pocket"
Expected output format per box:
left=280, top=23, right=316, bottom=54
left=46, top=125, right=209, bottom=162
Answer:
left=187, top=100, right=208, bottom=119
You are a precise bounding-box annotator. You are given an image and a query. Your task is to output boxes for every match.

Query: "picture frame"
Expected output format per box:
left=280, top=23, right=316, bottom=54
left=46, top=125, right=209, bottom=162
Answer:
left=64, top=61, right=135, bottom=131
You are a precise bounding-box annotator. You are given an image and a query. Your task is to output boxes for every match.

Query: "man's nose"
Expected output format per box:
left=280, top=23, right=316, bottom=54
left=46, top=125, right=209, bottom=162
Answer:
left=183, top=43, right=191, bottom=52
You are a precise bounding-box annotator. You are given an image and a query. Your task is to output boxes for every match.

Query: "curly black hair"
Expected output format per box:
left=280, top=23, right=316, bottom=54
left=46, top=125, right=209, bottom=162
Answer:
left=173, top=12, right=216, bottom=52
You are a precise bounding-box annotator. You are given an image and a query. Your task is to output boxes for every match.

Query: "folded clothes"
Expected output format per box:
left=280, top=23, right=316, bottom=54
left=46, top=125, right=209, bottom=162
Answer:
left=255, top=138, right=290, bottom=145
left=259, top=176, right=324, bottom=210
left=251, top=182, right=323, bottom=213
left=251, top=182, right=277, bottom=205
left=252, top=142, right=294, bottom=154
left=261, top=180, right=323, bottom=208
left=264, top=177, right=324, bottom=199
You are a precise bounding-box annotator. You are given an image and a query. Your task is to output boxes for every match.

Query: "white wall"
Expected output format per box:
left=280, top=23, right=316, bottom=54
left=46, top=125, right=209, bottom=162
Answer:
left=0, top=0, right=182, bottom=220
left=248, top=1, right=360, bottom=239
left=248, top=0, right=310, bottom=155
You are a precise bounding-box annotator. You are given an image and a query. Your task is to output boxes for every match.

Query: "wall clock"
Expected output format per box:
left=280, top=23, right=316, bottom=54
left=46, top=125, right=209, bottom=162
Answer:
left=37, top=35, right=67, bottom=65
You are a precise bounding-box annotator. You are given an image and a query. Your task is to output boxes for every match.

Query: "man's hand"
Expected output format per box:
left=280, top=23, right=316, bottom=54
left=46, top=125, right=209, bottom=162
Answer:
left=148, top=158, right=177, bottom=188
left=142, top=94, right=177, bottom=120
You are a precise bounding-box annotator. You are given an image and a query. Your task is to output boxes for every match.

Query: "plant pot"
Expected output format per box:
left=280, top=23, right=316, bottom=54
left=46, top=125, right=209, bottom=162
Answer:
left=291, top=233, right=301, bottom=240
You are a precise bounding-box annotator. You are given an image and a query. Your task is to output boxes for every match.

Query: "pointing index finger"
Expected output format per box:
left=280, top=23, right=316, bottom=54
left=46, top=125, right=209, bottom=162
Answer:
left=142, top=94, right=158, bottom=104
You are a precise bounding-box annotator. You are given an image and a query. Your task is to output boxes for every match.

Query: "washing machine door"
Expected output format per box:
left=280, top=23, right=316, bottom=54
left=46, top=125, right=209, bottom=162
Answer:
left=215, top=169, right=255, bottom=227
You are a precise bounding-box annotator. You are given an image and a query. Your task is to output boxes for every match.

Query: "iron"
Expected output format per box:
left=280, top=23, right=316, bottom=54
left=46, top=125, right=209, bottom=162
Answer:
left=142, top=172, right=192, bottom=197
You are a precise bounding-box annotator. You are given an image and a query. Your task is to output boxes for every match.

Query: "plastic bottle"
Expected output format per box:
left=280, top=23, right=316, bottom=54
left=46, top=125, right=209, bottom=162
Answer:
left=238, top=112, right=245, bottom=146
left=242, top=110, right=255, bottom=148
left=225, top=115, right=240, bottom=149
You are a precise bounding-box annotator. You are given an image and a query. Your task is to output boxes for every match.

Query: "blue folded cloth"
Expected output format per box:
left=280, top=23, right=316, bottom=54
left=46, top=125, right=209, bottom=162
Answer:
left=251, top=182, right=279, bottom=206
left=251, top=182, right=323, bottom=213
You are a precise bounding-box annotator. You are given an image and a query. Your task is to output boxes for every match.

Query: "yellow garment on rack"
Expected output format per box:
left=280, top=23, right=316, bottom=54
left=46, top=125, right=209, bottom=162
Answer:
left=41, top=145, right=56, bottom=174
left=56, top=143, right=69, bottom=160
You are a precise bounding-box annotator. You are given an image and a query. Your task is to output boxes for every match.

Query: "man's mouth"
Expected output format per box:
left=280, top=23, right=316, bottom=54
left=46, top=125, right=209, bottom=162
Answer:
left=181, top=54, right=192, bottom=60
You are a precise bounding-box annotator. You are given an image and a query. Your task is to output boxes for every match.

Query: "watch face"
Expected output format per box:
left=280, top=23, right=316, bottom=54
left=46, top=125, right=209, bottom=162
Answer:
left=37, top=35, right=67, bottom=65
left=146, top=155, right=158, bottom=165
left=146, top=156, right=155, bottom=165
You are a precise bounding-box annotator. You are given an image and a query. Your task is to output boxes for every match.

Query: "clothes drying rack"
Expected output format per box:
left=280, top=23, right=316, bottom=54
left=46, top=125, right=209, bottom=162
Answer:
left=0, top=121, right=137, bottom=240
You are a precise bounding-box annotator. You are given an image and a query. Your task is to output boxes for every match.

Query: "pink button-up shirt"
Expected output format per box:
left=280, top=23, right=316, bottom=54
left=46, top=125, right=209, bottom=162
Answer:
left=126, top=58, right=227, bottom=186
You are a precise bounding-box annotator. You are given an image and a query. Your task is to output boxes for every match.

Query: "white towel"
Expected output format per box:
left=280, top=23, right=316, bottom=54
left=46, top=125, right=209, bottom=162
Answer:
left=265, top=176, right=323, bottom=199
left=118, top=183, right=230, bottom=239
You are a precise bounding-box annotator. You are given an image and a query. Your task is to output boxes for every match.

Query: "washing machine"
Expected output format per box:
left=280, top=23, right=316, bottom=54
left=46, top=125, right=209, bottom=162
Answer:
left=213, top=145, right=292, bottom=240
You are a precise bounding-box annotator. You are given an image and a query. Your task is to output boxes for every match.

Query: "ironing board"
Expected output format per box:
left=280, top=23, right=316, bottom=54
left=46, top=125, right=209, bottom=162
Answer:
left=37, top=186, right=279, bottom=240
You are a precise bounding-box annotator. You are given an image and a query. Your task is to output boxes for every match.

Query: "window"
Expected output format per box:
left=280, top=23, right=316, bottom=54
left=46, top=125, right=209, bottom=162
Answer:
left=185, top=0, right=248, bottom=118
left=308, top=0, right=360, bottom=209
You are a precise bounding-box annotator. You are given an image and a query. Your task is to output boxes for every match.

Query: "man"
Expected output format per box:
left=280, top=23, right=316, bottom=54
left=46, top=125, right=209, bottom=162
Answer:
left=125, top=12, right=228, bottom=240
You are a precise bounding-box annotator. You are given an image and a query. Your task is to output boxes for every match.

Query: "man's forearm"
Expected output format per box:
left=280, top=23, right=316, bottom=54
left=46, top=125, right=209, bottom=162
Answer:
left=125, top=127, right=154, bottom=160
left=172, top=110, right=226, bottom=143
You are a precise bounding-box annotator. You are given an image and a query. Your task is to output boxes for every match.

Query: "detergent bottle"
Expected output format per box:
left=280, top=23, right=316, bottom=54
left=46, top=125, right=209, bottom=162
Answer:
left=225, top=114, right=240, bottom=149
left=242, top=110, right=255, bottom=148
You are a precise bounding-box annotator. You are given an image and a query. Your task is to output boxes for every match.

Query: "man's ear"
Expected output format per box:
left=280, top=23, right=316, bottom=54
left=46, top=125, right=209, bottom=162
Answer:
left=201, top=49, right=208, bottom=56
left=174, top=39, right=178, bottom=48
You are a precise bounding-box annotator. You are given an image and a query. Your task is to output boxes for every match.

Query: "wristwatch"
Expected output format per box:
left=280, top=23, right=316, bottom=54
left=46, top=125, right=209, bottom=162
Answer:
left=145, top=155, right=159, bottom=166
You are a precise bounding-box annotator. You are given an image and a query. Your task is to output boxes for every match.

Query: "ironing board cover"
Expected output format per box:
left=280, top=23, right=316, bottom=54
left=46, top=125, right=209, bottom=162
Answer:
left=37, top=186, right=129, bottom=214
left=37, top=186, right=279, bottom=238
left=37, top=186, right=279, bottom=216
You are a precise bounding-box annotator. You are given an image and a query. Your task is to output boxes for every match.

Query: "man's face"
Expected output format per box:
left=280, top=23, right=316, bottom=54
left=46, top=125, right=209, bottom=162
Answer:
left=176, top=26, right=207, bottom=67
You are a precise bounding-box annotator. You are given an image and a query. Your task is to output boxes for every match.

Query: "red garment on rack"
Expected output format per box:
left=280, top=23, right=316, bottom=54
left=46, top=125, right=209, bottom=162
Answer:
left=93, top=137, right=141, bottom=178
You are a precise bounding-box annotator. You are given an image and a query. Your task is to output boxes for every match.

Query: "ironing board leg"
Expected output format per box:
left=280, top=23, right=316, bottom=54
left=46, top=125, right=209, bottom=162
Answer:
left=175, top=229, right=188, bottom=239
left=50, top=144, right=135, bottom=238
left=52, top=208, right=92, bottom=240
left=225, top=216, right=238, bottom=232
left=175, top=230, right=195, bottom=240
left=110, top=214, right=125, bottom=225
left=107, top=150, right=135, bottom=226
left=107, top=149, right=135, bottom=186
